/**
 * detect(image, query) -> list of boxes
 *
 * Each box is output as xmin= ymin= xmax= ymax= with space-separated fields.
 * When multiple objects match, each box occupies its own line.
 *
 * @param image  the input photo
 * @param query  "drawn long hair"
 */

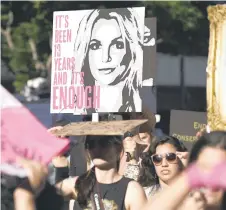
xmin=73 ymin=8 xmax=144 ymax=113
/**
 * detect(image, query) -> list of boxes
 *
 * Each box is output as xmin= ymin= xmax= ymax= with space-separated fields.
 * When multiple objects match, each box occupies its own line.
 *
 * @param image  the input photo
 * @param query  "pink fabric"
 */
xmin=1 ymin=106 xmax=69 ymax=166
xmin=186 ymin=163 xmax=209 ymax=188
xmin=208 ymin=162 xmax=226 ymax=190
xmin=186 ymin=162 xmax=226 ymax=190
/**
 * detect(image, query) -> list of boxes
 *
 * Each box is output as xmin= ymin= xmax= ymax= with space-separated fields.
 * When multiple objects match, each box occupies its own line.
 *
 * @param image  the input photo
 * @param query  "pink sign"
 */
xmin=1 ymin=85 xmax=69 ymax=168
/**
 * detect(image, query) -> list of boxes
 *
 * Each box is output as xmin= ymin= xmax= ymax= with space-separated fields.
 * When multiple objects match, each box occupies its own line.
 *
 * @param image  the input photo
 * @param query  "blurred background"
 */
xmin=1 ymin=1 xmax=223 ymax=132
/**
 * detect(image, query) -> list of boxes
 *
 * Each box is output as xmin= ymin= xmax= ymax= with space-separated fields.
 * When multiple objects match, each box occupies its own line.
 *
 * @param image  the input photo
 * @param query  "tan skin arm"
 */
xmin=14 ymin=189 xmax=36 ymax=210
xmin=14 ymin=158 xmax=48 ymax=210
xmin=125 ymin=181 xmax=147 ymax=210
xmin=55 ymin=177 xmax=78 ymax=199
xmin=143 ymin=172 xmax=191 ymax=210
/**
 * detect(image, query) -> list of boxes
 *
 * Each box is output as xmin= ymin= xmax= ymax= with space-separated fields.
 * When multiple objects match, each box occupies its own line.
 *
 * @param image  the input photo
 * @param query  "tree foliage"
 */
xmin=1 ymin=1 xmax=214 ymax=92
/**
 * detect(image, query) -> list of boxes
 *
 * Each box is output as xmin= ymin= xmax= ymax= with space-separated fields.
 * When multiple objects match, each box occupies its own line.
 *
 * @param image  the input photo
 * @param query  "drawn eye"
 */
xmin=144 ymin=33 xmax=156 ymax=46
xmin=115 ymin=41 xmax=124 ymax=49
xmin=90 ymin=42 xmax=101 ymax=50
xmin=144 ymin=35 xmax=151 ymax=44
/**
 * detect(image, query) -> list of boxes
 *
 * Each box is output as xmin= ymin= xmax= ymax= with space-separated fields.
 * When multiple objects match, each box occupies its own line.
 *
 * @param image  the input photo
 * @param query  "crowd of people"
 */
xmin=1 ymin=110 xmax=226 ymax=210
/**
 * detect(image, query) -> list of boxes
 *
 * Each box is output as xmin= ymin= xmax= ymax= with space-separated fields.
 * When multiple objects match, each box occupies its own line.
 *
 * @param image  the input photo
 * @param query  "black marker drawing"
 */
xmin=72 ymin=7 xmax=145 ymax=114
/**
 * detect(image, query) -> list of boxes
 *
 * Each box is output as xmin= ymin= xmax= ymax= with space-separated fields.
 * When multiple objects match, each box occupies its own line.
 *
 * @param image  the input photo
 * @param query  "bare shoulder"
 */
xmin=127 ymin=180 xmax=144 ymax=191
xmin=127 ymin=180 xmax=147 ymax=196
xmin=125 ymin=180 xmax=147 ymax=210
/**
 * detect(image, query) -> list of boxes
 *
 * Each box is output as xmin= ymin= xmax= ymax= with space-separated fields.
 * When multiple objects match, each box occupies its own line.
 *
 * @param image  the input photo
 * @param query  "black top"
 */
xmin=75 ymin=177 xmax=132 ymax=210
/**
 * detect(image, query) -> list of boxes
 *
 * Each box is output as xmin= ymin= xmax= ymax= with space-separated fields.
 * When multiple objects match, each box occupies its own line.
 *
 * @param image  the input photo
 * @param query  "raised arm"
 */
xmin=143 ymin=161 xmax=226 ymax=210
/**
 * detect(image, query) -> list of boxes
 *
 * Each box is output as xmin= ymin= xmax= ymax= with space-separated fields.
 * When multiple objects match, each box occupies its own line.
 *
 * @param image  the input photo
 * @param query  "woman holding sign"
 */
xmin=57 ymin=135 xmax=147 ymax=210
xmin=73 ymin=8 xmax=144 ymax=114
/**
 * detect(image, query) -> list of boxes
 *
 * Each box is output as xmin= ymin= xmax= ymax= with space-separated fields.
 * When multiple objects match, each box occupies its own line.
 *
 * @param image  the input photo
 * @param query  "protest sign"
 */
xmin=170 ymin=110 xmax=207 ymax=150
xmin=139 ymin=18 xmax=157 ymax=113
xmin=0 ymin=85 xmax=69 ymax=176
xmin=50 ymin=7 xmax=145 ymax=114
xmin=51 ymin=119 xmax=148 ymax=136
xmin=143 ymin=17 xmax=157 ymax=86
xmin=140 ymin=86 xmax=156 ymax=114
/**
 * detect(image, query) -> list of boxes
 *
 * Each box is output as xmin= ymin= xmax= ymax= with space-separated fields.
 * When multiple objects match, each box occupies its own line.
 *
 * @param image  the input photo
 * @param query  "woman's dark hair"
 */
xmin=188 ymin=131 xmax=226 ymax=210
xmin=138 ymin=135 xmax=188 ymax=187
xmin=75 ymin=135 xmax=123 ymax=208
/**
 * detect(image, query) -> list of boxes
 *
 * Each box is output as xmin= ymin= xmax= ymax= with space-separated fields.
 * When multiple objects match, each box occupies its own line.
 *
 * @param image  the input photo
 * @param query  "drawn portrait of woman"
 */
xmin=73 ymin=7 xmax=145 ymax=114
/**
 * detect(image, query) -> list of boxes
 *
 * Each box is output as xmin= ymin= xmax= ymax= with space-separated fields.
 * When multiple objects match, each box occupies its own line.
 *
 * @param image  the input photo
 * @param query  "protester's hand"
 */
xmin=196 ymin=128 xmax=206 ymax=139
xmin=176 ymin=151 xmax=189 ymax=167
xmin=17 ymin=158 xmax=48 ymax=192
xmin=48 ymin=126 xmax=65 ymax=138
xmin=142 ymin=144 xmax=150 ymax=153
xmin=48 ymin=126 xmax=63 ymax=133
xmin=196 ymin=125 xmax=211 ymax=139
xmin=196 ymin=131 xmax=203 ymax=138
xmin=136 ymin=133 xmax=151 ymax=153
xmin=179 ymin=191 xmax=206 ymax=210
xmin=123 ymin=136 xmax=137 ymax=153
xmin=52 ymin=156 xmax=69 ymax=168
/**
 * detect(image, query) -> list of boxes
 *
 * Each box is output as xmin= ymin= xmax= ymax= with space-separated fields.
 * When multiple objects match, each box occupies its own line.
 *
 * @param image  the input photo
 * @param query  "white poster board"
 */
xmin=50 ymin=7 xmax=145 ymax=114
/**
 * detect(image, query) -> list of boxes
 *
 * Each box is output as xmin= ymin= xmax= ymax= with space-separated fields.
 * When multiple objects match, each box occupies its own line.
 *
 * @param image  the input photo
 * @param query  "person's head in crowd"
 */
xmin=138 ymin=135 xmax=187 ymax=188
xmin=75 ymin=135 xmax=124 ymax=207
xmin=135 ymin=107 xmax=156 ymax=153
xmin=189 ymin=131 xmax=226 ymax=210
xmin=128 ymin=107 xmax=156 ymax=153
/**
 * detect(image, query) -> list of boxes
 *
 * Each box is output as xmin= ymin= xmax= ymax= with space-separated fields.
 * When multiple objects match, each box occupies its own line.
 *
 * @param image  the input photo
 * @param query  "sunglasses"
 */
xmin=85 ymin=139 xmax=114 ymax=150
xmin=151 ymin=153 xmax=178 ymax=166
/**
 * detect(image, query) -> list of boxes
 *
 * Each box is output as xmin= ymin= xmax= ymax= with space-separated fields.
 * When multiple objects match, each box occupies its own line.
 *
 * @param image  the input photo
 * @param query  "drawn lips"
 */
xmin=98 ymin=68 xmax=115 ymax=75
